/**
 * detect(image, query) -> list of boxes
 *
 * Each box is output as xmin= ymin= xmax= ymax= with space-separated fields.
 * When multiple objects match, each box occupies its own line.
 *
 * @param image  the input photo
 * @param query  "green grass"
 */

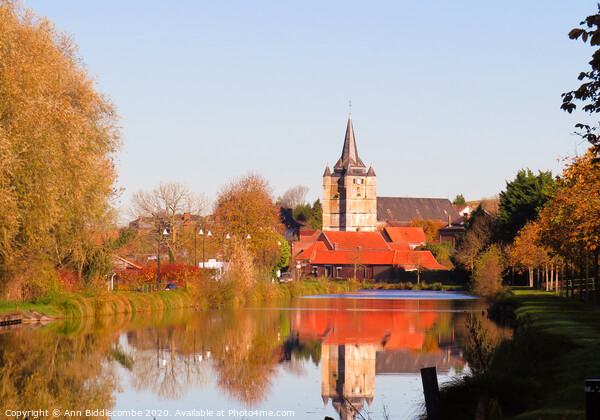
xmin=509 ymin=292 xmax=600 ymax=420
xmin=439 ymin=289 xmax=600 ymax=420
xmin=0 ymin=299 xmax=63 ymax=316
xmin=0 ymin=278 xmax=367 ymax=318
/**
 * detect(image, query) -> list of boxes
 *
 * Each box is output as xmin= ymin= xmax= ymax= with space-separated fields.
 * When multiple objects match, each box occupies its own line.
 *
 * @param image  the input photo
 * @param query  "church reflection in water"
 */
xmin=288 ymin=297 xmax=466 ymax=420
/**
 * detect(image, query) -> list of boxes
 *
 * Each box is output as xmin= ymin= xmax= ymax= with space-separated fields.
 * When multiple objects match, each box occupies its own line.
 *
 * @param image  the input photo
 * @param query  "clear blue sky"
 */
xmin=26 ymin=0 xmax=597 ymax=217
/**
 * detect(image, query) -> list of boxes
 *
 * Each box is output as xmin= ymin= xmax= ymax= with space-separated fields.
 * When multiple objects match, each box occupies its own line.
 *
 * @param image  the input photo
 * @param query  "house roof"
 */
xmin=377 ymin=197 xmax=461 ymax=223
xmin=384 ymin=227 xmax=426 ymax=244
xmin=320 ymin=231 xmax=391 ymax=250
xmin=113 ymin=255 xmax=143 ymax=270
xmin=387 ymin=242 xmax=412 ymax=251
xmin=392 ymin=251 xmax=447 ymax=270
xmin=301 ymin=247 xmax=447 ymax=271
xmin=309 ymin=249 xmax=396 ymax=265
xmin=297 ymin=241 xmax=329 ymax=261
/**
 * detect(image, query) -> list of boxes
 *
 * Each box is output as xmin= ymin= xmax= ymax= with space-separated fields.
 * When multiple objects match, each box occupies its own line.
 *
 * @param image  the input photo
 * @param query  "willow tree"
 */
xmin=0 ymin=1 xmax=121 ymax=297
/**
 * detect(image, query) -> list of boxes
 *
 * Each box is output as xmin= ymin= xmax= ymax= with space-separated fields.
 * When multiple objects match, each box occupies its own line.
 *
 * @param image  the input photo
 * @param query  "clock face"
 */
xmin=356 ymin=178 xmax=362 ymax=184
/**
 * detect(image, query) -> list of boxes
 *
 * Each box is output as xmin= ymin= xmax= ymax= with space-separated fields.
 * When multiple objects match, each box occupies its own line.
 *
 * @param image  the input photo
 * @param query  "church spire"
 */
xmin=333 ymin=114 xmax=366 ymax=171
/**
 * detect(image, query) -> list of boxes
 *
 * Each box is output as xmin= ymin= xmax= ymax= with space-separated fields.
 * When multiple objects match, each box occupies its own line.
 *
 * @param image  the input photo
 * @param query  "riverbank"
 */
xmin=0 ymin=278 xmax=365 ymax=319
xmin=439 ymin=289 xmax=600 ymax=420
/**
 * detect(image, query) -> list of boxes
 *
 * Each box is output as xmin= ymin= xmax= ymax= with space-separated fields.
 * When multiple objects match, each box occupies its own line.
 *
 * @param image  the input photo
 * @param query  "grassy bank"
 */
xmin=0 ymin=278 xmax=365 ymax=319
xmin=439 ymin=289 xmax=600 ymax=420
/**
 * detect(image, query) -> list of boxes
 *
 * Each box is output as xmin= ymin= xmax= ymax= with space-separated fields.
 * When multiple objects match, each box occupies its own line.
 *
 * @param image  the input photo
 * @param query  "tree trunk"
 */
xmin=545 ymin=264 xmax=549 ymax=291
xmin=594 ymin=249 xmax=600 ymax=304
xmin=528 ymin=266 xmax=533 ymax=288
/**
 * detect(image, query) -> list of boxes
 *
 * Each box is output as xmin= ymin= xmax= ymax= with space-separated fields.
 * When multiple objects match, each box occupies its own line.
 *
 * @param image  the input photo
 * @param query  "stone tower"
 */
xmin=322 ymin=115 xmax=377 ymax=231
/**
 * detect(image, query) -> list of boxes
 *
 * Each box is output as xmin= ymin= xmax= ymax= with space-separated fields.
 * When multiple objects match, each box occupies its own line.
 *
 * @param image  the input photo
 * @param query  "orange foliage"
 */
xmin=410 ymin=219 xmax=446 ymax=243
xmin=538 ymin=150 xmax=600 ymax=258
xmin=121 ymin=263 xmax=202 ymax=288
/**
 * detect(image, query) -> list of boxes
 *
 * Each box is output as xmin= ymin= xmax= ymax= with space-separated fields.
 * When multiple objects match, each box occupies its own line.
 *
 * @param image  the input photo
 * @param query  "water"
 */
xmin=0 ymin=291 xmax=487 ymax=420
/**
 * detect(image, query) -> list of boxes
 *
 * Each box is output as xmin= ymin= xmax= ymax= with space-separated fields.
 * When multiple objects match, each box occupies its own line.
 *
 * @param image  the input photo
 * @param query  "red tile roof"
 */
xmin=392 ymin=251 xmax=447 ymax=270
xmin=385 ymin=227 xmax=426 ymax=244
xmin=310 ymin=249 xmax=396 ymax=265
xmin=296 ymin=241 xmax=328 ymax=261
xmin=387 ymin=242 xmax=412 ymax=251
xmin=320 ymin=231 xmax=391 ymax=250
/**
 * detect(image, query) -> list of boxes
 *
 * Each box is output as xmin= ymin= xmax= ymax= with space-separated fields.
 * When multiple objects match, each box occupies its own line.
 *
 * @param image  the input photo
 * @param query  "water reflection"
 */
xmin=288 ymin=297 xmax=469 ymax=419
xmin=0 ymin=292 xmax=486 ymax=419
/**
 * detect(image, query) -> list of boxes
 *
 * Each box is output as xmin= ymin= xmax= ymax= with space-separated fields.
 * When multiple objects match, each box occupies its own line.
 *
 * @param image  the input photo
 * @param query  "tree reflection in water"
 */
xmin=0 ymin=294 xmax=493 ymax=419
xmin=0 ymin=321 xmax=118 ymax=419
xmin=124 ymin=309 xmax=285 ymax=406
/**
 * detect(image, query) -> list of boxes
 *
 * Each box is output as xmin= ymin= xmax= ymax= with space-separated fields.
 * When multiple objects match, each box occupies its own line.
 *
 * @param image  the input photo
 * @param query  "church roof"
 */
xmin=377 ymin=197 xmax=460 ymax=223
xmin=333 ymin=115 xmax=367 ymax=174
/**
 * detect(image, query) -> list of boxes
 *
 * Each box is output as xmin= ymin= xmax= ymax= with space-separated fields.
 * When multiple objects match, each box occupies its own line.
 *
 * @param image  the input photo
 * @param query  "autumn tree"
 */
xmin=471 ymin=244 xmax=505 ymax=298
xmin=0 ymin=1 xmax=121 ymax=298
xmin=536 ymin=151 xmax=600 ymax=292
xmin=410 ymin=219 xmax=445 ymax=243
xmin=497 ymin=169 xmax=554 ymax=243
xmin=510 ymin=221 xmax=549 ymax=287
xmin=213 ymin=173 xmax=284 ymax=268
xmin=561 ymin=5 xmax=600 ymax=156
xmin=455 ymin=206 xmax=495 ymax=272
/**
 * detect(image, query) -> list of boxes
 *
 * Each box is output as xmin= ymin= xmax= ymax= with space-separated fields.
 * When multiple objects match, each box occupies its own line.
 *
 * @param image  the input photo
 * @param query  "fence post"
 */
xmin=421 ymin=366 xmax=442 ymax=420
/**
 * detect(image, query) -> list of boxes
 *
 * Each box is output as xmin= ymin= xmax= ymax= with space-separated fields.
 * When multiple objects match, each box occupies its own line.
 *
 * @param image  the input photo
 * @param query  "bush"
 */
xmin=471 ymin=245 xmax=505 ymax=298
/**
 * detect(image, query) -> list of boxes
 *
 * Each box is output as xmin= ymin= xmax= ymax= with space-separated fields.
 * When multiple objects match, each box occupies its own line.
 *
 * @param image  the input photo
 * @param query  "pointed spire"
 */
xmin=367 ymin=165 xmax=375 ymax=176
xmin=323 ymin=164 xmax=331 ymax=177
xmin=334 ymin=114 xmax=366 ymax=171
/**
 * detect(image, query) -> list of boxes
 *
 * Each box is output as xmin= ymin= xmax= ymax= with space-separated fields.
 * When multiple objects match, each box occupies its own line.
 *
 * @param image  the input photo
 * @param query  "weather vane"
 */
xmin=349 ymin=100 xmax=352 ymax=115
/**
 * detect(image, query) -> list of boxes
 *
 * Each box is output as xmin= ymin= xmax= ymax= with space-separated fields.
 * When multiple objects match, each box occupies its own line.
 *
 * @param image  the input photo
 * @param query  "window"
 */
xmin=336 ymin=267 xmax=342 ymax=278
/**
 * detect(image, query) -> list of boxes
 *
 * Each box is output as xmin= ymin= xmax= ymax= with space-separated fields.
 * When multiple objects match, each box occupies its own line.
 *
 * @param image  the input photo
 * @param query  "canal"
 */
xmin=0 ymin=290 xmax=497 ymax=419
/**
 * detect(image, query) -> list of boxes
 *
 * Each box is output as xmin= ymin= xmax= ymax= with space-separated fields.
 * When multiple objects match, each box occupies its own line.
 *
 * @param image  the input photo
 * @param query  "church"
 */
xmin=294 ymin=114 xmax=454 ymax=281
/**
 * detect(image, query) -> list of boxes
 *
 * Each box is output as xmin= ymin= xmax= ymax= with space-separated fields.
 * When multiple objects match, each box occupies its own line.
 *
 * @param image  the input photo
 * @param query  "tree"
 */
xmin=0 ymin=2 xmax=121 ymax=298
xmin=213 ymin=173 xmax=284 ymax=266
xmin=131 ymin=182 xmax=207 ymax=238
xmin=273 ymin=233 xmax=291 ymax=275
xmin=471 ymin=244 xmax=505 ymax=298
xmin=537 ymin=151 xmax=600 ymax=284
xmin=497 ymin=169 xmax=554 ymax=243
xmin=292 ymin=203 xmax=311 ymax=222
xmin=410 ymin=219 xmax=445 ymax=243
xmin=453 ymin=194 xmax=466 ymax=206
xmin=510 ymin=221 xmax=551 ymax=287
xmin=309 ymin=199 xmax=323 ymax=230
xmin=561 ymin=5 xmax=600 ymax=155
xmin=455 ymin=206 xmax=495 ymax=272
xmin=277 ymin=185 xmax=309 ymax=209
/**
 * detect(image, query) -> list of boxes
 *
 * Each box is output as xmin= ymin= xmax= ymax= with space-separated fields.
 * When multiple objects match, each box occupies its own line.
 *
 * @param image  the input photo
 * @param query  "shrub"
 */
xmin=471 ymin=244 xmax=505 ymax=298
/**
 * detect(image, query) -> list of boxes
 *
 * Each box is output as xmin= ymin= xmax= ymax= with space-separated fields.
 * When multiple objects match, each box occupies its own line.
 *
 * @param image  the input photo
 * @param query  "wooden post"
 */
xmin=421 ymin=366 xmax=442 ymax=420
xmin=586 ymin=379 xmax=600 ymax=420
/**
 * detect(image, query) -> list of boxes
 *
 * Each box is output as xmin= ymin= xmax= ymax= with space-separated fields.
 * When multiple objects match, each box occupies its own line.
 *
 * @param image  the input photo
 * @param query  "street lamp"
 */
xmin=199 ymin=228 xmax=211 ymax=268
xmin=157 ymin=227 xmax=168 ymax=290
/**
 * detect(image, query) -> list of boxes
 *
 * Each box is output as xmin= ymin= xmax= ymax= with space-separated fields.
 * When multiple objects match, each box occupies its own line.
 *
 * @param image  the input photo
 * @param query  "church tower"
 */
xmin=322 ymin=114 xmax=377 ymax=231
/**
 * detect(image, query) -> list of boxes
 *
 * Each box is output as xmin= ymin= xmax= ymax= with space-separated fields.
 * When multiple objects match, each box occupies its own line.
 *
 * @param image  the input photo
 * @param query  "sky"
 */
xmin=25 ymin=0 xmax=599 ymax=219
